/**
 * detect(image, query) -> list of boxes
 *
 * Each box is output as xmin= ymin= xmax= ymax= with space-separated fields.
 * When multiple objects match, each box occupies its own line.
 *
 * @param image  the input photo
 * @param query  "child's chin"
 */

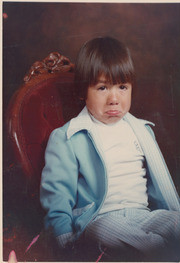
xmin=105 ymin=116 xmax=122 ymax=124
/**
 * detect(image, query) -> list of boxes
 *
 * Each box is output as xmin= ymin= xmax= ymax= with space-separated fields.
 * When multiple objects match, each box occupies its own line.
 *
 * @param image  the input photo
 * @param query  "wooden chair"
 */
xmin=6 ymin=52 xmax=79 ymax=194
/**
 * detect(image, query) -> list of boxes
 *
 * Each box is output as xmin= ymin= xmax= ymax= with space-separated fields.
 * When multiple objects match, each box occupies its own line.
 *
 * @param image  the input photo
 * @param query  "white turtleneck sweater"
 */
xmin=90 ymin=115 xmax=148 ymax=214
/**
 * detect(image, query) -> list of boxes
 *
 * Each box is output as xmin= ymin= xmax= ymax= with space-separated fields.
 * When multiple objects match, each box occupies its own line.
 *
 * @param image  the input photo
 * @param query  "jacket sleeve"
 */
xmin=40 ymin=128 xmax=79 ymax=247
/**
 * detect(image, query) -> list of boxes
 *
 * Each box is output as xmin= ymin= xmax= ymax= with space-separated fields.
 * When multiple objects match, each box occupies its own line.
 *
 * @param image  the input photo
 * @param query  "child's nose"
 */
xmin=107 ymin=90 xmax=120 ymax=105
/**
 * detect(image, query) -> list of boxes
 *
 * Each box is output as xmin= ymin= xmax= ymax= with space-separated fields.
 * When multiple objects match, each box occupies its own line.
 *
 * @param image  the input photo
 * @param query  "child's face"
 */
xmin=86 ymin=75 xmax=132 ymax=124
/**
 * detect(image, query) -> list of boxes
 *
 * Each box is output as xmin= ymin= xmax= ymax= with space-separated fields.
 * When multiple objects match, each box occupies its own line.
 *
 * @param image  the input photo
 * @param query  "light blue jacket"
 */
xmin=40 ymin=107 xmax=180 ymax=246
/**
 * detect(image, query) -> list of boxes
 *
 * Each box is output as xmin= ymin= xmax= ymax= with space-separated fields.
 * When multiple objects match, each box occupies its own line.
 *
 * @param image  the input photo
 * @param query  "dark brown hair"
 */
xmin=74 ymin=36 xmax=135 ymax=99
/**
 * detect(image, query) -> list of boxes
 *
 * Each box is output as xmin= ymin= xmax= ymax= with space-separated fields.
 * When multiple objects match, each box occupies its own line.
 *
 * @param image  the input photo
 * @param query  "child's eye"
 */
xmin=98 ymin=86 xmax=107 ymax=91
xmin=119 ymin=85 xmax=127 ymax=90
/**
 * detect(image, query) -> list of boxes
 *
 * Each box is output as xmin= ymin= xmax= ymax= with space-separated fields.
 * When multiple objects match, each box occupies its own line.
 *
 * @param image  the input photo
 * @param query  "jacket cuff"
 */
xmin=56 ymin=232 xmax=74 ymax=248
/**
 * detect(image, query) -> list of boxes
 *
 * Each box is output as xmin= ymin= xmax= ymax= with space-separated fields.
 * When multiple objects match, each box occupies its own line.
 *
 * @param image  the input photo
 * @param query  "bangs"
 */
xmin=90 ymin=58 xmax=134 ymax=86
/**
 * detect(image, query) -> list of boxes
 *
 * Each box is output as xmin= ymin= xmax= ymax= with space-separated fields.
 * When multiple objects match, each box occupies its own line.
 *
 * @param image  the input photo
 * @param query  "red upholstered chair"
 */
xmin=6 ymin=52 xmax=79 ymax=193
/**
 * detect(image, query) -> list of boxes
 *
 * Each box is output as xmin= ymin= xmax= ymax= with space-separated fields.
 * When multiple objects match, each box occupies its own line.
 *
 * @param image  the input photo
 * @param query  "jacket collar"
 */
xmin=67 ymin=107 xmax=93 ymax=139
xmin=67 ymin=106 xmax=154 ymax=139
xmin=124 ymin=111 xmax=155 ymax=128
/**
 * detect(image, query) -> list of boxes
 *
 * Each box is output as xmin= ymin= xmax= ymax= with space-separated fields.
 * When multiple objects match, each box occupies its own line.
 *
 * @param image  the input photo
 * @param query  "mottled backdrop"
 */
xmin=3 ymin=2 xmax=180 ymax=261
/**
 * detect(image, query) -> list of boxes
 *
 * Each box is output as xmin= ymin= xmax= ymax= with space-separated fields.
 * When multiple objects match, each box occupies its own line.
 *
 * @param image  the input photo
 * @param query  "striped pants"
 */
xmin=85 ymin=208 xmax=180 ymax=261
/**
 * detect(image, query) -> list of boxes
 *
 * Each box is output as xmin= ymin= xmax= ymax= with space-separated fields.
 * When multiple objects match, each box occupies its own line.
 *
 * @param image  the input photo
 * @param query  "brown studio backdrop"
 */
xmin=3 ymin=2 xmax=180 ymax=260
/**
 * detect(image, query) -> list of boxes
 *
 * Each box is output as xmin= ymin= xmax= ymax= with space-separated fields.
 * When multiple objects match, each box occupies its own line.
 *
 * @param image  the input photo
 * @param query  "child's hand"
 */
xmin=8 ymin=250 xmax=17 ymax=263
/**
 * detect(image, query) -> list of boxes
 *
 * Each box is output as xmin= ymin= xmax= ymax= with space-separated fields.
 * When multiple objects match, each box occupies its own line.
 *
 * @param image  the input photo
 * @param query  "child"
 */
xmin=40 ymin=37 xmax=180 ymax=261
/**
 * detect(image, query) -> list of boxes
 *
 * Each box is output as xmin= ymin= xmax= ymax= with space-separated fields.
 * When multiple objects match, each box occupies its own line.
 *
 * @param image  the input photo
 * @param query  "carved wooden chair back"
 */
xmin=6 ymin=52 xmax=79 ymax=191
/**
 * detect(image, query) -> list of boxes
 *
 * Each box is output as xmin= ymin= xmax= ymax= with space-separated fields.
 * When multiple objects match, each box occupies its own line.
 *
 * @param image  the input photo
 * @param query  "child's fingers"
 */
xmin=8 ymin=250 xmax=17 ymax=263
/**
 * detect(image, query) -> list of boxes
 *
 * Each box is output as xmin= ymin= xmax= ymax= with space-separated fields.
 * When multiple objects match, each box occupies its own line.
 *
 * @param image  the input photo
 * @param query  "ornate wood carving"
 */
xmin=24 ymin=52 xmax=74 ymax=82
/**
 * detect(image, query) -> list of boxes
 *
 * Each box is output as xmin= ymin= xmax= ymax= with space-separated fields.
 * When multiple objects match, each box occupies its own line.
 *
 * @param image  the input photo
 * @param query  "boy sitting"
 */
xmin=40 ymin=37 xmax=180 ymax=261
